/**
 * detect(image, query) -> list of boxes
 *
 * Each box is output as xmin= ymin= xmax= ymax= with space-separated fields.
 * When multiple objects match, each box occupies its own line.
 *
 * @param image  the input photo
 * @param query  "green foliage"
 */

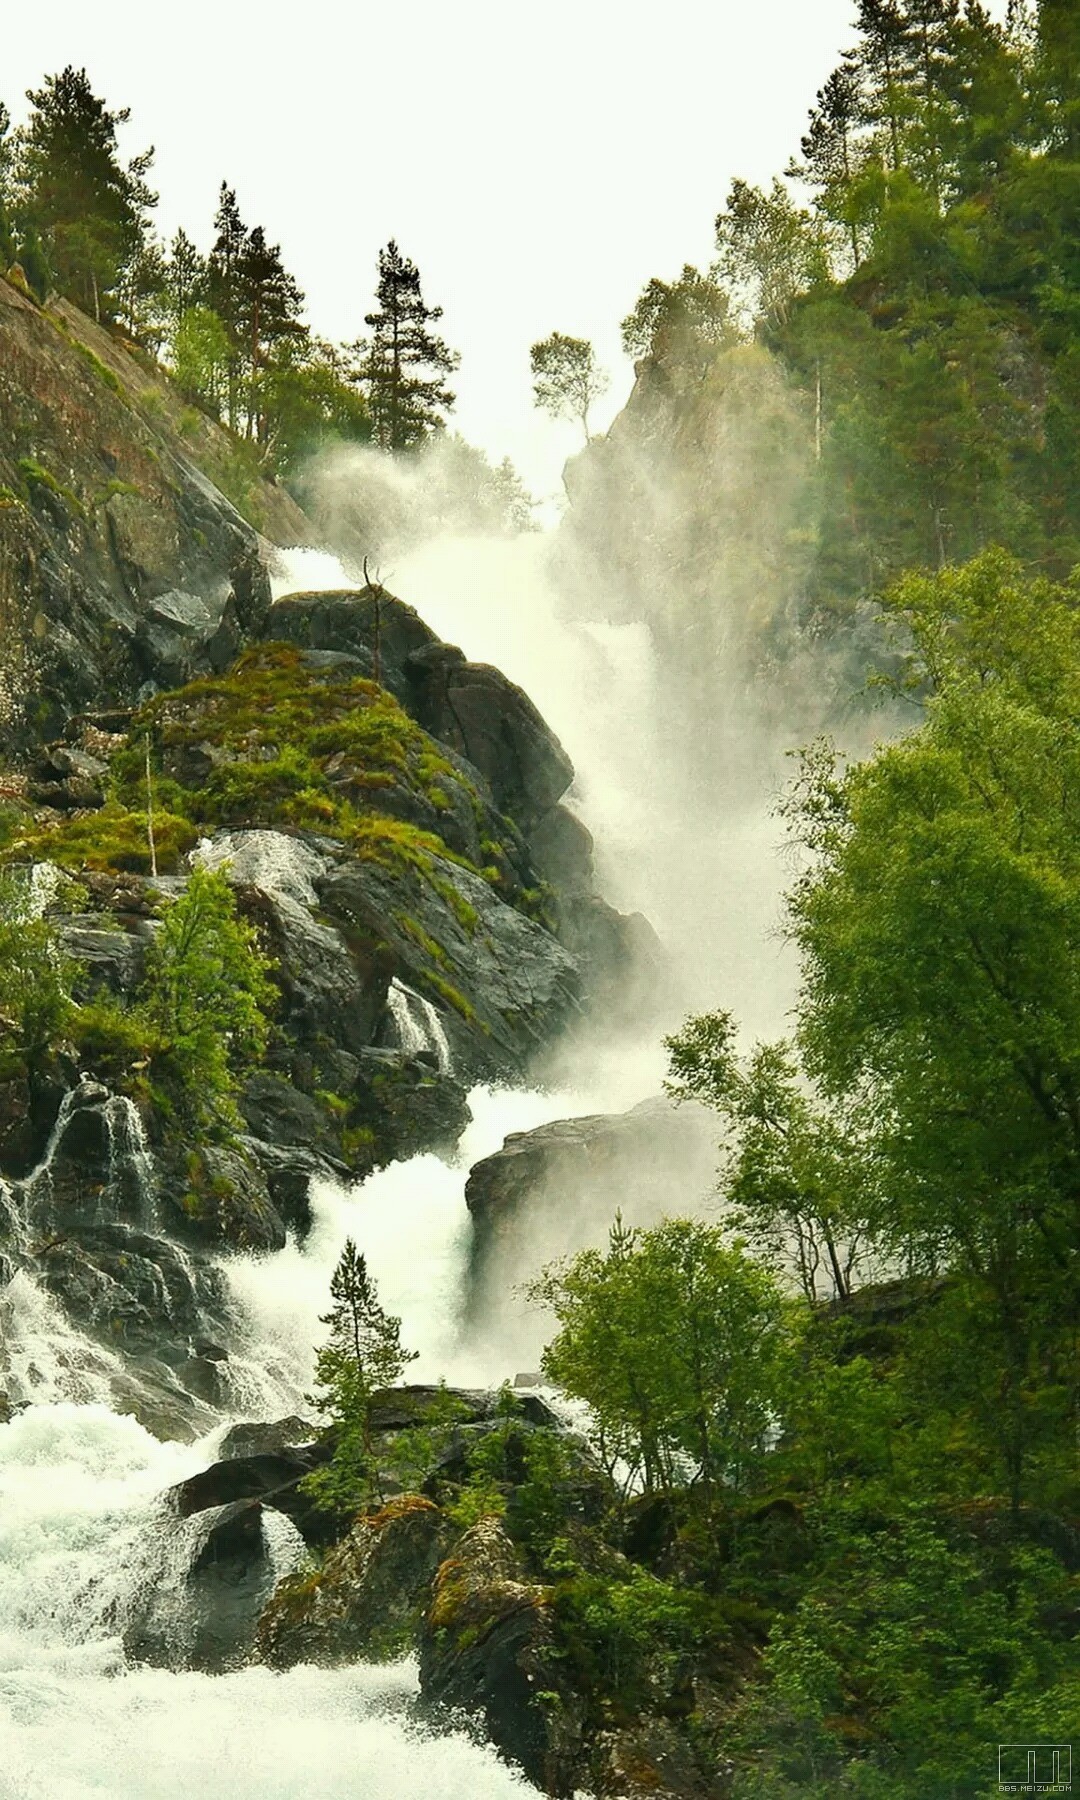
xmin=785 ymin=551 xmax=1080 ymax=1508
xmin=13 ymin=65 xmax=156 ymax=319
xmin=534 ymin=1216 xmax=786 ymax=1506
xmin=0 ymin=869 xmax=75 ymax=1067
xmin=139 ymin=866 xmax=274 ymax=1132
xmin=169 ymin=305 xmax=232 ymax=414
xmin=25 ymin=800 xmax=197 ymax=876
xmin=350 ymin=240 xmax=457 ymax=453
xmin=529 ymin=332 xmax=608 ymax=440
xmin=665 ymin=1010 xmax=877 ymax=1300
xmin=553 ymin=1565 xmax=723 ymax=1713
xmin=621 ymin=264 xmax=735 ymax=366
xmin=302 ymin=1238 xmax=417 ymax=1514
xmin=730 ymin=1507 xmax=1078 ymax=1800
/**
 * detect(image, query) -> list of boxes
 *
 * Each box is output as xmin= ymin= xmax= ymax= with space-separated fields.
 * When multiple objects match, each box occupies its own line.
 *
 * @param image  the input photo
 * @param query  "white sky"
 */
xmin=10 ymin=2 xmax=872 ymax=495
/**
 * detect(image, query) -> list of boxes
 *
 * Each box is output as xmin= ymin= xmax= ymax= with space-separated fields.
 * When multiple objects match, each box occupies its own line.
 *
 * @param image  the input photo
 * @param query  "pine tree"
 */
xmin=1034 ymin=0 xmax=1080 ymax=157
xmin=164 ymin=227 xmax=207 ymax=321
xmin=305 ymin=1237 xmax=418 ymax=1510
xmin=15 ymin=67 xmax=156 ymax=319
xmin=236 ymin=225 xmax=307 ymax=443
xmin=855 ymin=0 xmax=911 ymax=170
xmin=353 ymin=241 xmax=457 ymax=453
xmin=208 ymin=183 xmax=248 ymax=430
xmin=788 ymin=59 xmax=866 ymax=264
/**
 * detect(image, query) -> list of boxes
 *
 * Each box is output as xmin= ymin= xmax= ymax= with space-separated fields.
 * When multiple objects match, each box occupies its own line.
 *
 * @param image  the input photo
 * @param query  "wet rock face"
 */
xmin=0 ymin=1082 xmax=252 ymax=1438
xmin=464 ymin=1097 xmax=719 ymax=1324
xmin=322 ymin=852 xmax=582 ymax=1076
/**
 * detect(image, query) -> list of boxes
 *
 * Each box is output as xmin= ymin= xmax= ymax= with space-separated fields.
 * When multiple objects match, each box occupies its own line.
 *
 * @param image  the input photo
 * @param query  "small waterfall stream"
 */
xmin=386 ymin=977 xmax=453 ymax=1073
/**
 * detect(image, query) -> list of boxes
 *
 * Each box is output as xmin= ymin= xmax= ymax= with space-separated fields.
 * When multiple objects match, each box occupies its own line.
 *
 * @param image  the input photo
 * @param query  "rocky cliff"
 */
xmin=0 ymin=273 xmax=314 ymax=747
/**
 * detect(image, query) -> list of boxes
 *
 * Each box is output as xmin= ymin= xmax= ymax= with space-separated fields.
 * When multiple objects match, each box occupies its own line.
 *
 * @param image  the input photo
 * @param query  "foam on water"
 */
xmin=0 ymin=1405 xmax=538 ymax=1800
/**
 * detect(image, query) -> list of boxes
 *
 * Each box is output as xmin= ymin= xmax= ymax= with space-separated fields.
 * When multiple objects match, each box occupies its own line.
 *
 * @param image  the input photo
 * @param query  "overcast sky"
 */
xmin=11 ymin=1 xmax=871 ymax=494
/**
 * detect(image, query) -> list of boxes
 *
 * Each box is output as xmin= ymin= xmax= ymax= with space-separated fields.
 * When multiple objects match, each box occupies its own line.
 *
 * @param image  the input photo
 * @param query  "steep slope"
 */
xmin=0 ymin=275 xmax=315 ymax=747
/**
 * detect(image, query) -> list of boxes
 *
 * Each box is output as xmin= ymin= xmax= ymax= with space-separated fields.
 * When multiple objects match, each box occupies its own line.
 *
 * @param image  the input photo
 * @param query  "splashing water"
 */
xmin=0 ymin=514 xmax=787 ymax=1795
xmin=0 ymin=1405 xmax=536 ymax=1800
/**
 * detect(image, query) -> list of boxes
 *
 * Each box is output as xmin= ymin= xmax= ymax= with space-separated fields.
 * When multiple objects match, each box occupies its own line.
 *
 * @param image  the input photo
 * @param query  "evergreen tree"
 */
xmin=304 ymin=1238 xmax=417 ymax=1511
xmin=15 ymin=66 xmax=156 ymax=319
xmin=115 ymin=236 xmax=167 ymax=343
xmin=855 ymin=0 xmax=911 ymax=170
xmin=788 ymin=60 xmax=867 ymax=264
xmin=352 ymin=241 xmax=458 ymax=453
xmin=208 ymin=183 xmax=248 ymax=430
xmin=164 ymin=227 xmax=207 ymax=322
xmin=236 ymin=224 xmax=306 ymax=443
xmin=1034 ymin=0 xmax=1080 ymax=157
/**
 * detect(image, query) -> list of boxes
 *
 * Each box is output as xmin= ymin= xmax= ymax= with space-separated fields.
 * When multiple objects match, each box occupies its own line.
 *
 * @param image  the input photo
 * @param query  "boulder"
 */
xmin=464 ymin=1096 xmax=718 ymax=1322
xmin=26 ymin=743 xmax=108 ymax=810
xmin=239 ymin=1137 xmax=340 ymax=1238
xmin=125 ymin=1498 xmax=292 ymax=1672
xmin=259 ymin=1495 xmax=452 ymax=1668
xmin=267 ymin=587 xmax=436 ymax=698
xmin=169 ymin=1441 xmax=333 ymax=1546
xmin=419 ymin=1516 xmax=583 ymax=1796
xmin=217 ymin=1415 xmax=318 ymax=1460
xmin=134 ymin=585 xmax=245 ymax=688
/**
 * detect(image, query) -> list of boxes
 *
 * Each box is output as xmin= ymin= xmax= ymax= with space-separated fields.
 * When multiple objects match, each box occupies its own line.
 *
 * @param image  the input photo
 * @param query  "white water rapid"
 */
xmin=0 ymin=1402 xmax=535 ymax=1800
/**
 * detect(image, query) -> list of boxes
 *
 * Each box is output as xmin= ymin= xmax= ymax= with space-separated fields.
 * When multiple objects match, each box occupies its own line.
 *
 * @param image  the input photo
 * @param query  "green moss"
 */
xmin=0 ymin=484 xmax=23 ymax=509
xmin=342 ymin=1122 xmax=377 ymax=1158
xmin=423 ymin=970 xmax=480 ymax=1026
xmin=395 ymin=914 xmax=450 ymax=968
xmin=16 ymin=457 xmax=85 ymax=517
xmin=98 ymin=478 xmax=141 ymax=504
xmin=72 ymin=340 xmax=123 ymax=395
xmin=19 ymin=802 xmax=198 ymax=877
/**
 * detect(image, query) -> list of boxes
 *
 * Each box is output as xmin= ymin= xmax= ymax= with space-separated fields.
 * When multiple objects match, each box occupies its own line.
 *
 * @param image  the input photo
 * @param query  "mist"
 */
xmin=263 ymin=354 xmax=900 ymax=1375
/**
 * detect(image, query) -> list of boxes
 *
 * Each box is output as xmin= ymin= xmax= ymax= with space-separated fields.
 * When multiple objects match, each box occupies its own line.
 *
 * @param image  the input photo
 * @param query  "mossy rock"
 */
xmin=258 ymin=1494 xmax=452 ymax=1669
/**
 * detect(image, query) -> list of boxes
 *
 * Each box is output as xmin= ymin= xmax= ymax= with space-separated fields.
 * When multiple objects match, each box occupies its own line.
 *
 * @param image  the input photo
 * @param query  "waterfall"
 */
xmin=104 ymin=1093 xmax=158 ymax=1226
xmin=386 ymin=977 xmax=452 ymax=1073
xmin=0 ymin=533 xmax=755 ymax=1795
xmin=0 ymin=1400 xmax=540 ymax=1798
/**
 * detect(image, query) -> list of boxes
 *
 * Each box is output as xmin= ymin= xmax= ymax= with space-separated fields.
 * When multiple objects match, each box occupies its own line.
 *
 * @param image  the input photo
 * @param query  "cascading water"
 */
xmin=386 ymin=977 xmax=453 ymax=1074
xmin=0 ymin=526 xmax=765 ymax=1797
xmin=0 ymin=1405 xmax=537 ymax=1800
